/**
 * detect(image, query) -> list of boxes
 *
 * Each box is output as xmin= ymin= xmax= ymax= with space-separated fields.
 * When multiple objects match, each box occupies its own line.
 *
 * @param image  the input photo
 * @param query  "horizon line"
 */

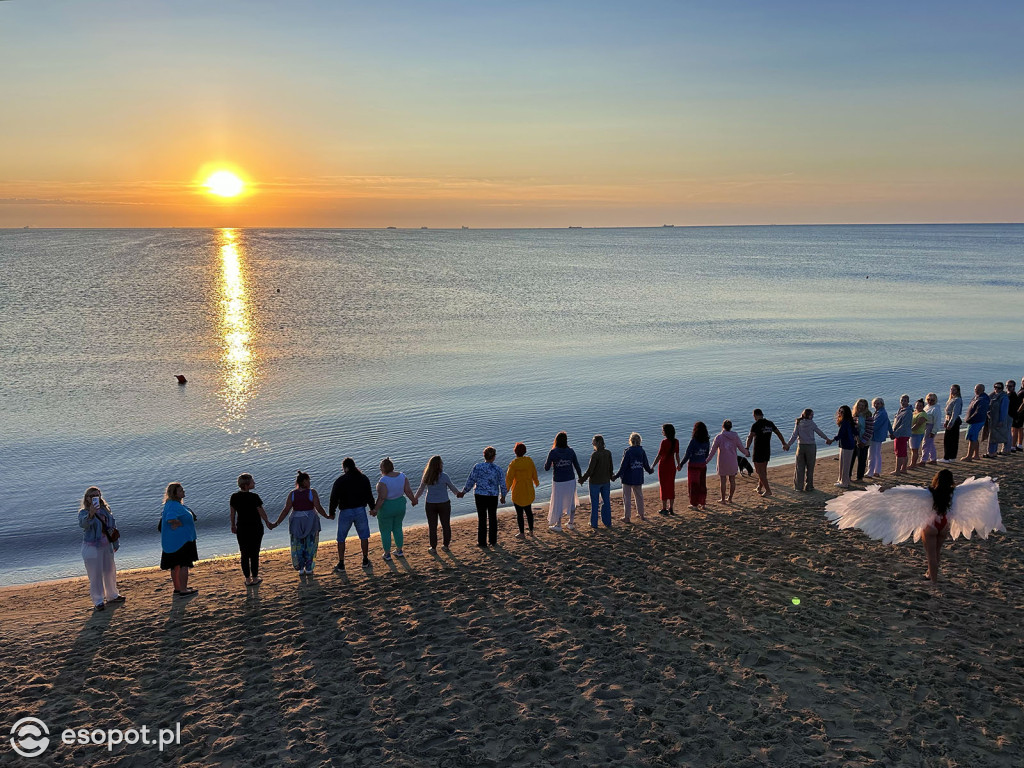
xmin=4 ymin=221 xmax=1022 ymax=231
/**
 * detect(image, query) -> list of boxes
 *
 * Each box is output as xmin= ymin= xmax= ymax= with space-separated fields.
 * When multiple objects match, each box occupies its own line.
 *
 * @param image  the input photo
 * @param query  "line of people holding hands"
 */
xmin=77 ymin=378 xmax=1023 ymax=609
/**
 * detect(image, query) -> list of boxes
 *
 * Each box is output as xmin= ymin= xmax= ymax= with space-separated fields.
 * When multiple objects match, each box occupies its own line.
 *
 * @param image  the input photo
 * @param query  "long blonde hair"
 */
xmin=422 ymin=455 xmax=443 ymax=486
xmin=81 ymin=486 xmax=110 ymax=512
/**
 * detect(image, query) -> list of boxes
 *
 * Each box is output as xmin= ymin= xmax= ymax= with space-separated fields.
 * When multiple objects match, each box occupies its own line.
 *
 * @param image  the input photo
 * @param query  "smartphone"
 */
xmin=91 ymin=497 xmax=100 ymax=509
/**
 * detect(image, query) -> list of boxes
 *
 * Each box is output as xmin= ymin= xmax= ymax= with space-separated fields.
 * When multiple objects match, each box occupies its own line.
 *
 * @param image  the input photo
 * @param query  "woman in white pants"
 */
xmin=79 ymin=487 xmax=125 ymax=611
xmin=921 ymin=393 xmax=940 ymax=465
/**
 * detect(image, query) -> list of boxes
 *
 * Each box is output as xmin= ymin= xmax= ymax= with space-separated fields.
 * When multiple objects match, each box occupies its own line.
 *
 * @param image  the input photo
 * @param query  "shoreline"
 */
xmin=0 ymin=442 xmax=864 ymax=591
xmin=0 ymin=432 xmax=990 ymax=595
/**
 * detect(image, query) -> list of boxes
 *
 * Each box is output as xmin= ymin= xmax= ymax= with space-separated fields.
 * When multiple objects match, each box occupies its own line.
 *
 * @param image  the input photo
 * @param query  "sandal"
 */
xmin=174 ymin=587 xmax=199 ymax=596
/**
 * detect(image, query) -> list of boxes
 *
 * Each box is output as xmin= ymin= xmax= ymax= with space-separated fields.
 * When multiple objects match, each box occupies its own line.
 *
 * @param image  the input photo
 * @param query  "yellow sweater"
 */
xmin=505 ymin=456 xmax=539 ymax=506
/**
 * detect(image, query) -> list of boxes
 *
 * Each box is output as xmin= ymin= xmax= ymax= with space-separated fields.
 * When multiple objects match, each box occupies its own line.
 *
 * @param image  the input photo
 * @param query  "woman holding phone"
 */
xmin=79 ymin=487 xmax=125 ymax=611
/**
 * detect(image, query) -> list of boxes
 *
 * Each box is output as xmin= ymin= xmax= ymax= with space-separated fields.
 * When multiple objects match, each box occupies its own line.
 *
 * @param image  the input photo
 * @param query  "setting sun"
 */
xmin=204 ymin=170 xmax=245 ymax=198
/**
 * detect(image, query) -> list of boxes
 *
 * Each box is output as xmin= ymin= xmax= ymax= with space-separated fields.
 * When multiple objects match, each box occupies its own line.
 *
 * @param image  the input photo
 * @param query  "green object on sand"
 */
xmin=791 ymin=597 xmax=801 ymax=606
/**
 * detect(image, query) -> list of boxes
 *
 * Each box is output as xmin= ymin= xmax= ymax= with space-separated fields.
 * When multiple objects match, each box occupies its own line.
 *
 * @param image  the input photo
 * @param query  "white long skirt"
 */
xmin=548 ymin=479 xmax=579 ymax=526
xmin=82 ymin=542 xmax=120 ymax=606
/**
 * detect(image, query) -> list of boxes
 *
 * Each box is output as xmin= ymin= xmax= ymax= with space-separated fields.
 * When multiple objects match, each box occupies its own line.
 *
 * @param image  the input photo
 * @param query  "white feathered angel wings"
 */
xmin=825 ymin=476 xmax=1004 ymax=545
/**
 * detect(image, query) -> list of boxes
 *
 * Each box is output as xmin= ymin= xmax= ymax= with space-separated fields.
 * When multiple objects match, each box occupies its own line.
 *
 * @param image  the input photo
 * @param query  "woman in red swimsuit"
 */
xmin=652 ymin=423 xmax=681 ymax=515
xmin=923 ymin=469 xmax=954 ymax=583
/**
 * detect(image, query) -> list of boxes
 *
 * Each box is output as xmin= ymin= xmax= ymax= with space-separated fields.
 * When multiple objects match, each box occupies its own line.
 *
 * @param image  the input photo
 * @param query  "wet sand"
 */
xmin=2 ymin=441 xmax=1022 ymax=767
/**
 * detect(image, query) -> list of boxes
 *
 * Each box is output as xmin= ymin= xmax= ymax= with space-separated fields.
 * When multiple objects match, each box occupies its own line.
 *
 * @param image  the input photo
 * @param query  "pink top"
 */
xmin=708 ymin=430 xmax=749 ymax=476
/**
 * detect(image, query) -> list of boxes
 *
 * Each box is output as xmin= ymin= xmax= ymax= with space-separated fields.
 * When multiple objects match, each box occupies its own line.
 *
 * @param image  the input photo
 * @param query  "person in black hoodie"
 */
xmin=328 ymin=457 xmax=376 ymax=571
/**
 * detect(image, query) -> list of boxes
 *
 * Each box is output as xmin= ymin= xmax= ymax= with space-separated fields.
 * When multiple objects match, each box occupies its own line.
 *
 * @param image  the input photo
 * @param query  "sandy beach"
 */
xmin=2 ymin=441 xmax=1022 ymax=767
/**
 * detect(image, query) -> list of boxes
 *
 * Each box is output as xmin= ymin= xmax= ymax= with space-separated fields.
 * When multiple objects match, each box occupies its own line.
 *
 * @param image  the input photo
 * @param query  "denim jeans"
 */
xmin=589 ymin=482 xmax=611 ymax=527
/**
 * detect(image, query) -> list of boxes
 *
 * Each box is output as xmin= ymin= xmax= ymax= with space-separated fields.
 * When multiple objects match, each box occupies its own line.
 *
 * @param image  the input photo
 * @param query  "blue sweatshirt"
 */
xmin=892 ymin=405 xmax=913 ymax=438
xmin=835 ymin=420 xmax=857 ymax=450
xmin=616 ymin=445 xmax=652 ymax=486
xmin=545 ymin=447 xmax=582 ymax=483
xmin=680 ymin=439 xmax=711 ymax=466
xmin=871 ymin=408 xmax=893 ymax=443
xmin=966 ymin=393 xmax=990 ymax=424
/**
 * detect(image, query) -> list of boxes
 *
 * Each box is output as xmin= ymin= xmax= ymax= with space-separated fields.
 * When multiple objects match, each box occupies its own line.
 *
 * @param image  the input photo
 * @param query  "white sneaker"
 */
xmin=566 ymin=522 xmax=576 ymax=530
xmin=548 ymin=525 xmax=562 ymax=532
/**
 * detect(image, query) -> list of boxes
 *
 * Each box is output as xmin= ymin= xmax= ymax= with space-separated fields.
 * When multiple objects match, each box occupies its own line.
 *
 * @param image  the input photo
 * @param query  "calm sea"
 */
xmin=1 ymin=225 xmax=1021 ymax=586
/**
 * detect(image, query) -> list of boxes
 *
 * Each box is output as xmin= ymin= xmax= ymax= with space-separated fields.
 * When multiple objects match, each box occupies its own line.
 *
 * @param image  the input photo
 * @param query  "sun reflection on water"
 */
xmin=217 ymin=229 xmax=261 ymax=441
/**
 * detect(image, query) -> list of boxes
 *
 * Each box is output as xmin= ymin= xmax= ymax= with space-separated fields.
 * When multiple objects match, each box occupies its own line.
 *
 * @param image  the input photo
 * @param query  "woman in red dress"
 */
xmin=651 ymin=423 xmax=681 ymax=515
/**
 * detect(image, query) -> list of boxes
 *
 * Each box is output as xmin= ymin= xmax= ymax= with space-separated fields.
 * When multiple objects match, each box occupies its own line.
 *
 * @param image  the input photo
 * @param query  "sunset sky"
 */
xmin=1 ymin=0 xmax=1021 ymax=228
